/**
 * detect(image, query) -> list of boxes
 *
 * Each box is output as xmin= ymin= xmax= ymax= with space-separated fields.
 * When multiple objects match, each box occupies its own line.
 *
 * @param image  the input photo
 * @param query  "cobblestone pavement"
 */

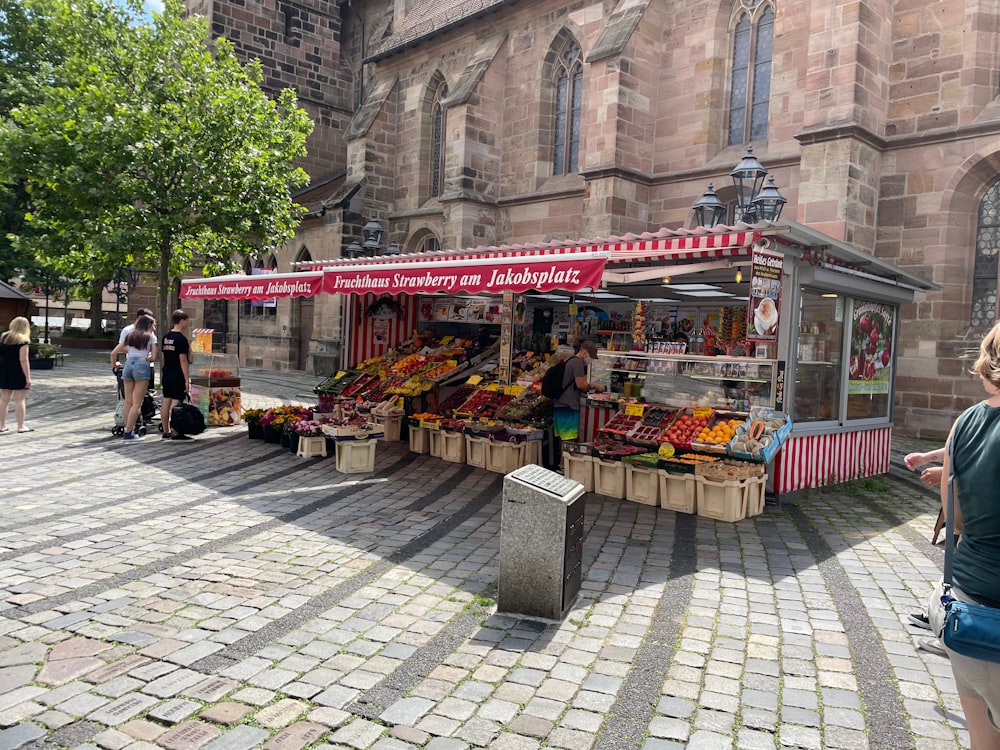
xmin=0 ymin=352 xmax=964 ymax=749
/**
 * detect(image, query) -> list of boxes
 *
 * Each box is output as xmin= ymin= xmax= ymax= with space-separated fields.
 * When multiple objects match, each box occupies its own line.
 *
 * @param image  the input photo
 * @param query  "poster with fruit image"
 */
xmin=848 ymin=302 xmax=894 ymax=395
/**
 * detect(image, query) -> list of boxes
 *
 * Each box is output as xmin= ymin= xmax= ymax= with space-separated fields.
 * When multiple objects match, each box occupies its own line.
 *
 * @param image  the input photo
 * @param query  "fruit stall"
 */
xmin=181 ymin=219 xmax=935 ymax=497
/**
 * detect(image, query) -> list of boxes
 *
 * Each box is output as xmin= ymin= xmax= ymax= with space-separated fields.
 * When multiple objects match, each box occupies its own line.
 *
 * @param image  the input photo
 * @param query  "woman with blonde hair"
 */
xmin=939 ymin=320 xmax=1000 ymax=748
xmin=0 ymin=317 xmax=33 ymax=433
xmin=109 ymin=314 xmax=157 ymax=442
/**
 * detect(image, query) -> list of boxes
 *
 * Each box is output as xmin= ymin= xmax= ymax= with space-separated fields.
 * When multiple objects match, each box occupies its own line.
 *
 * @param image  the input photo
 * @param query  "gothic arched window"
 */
xmin=972 ymin=181 xmax=1000 ymax=327
xmin=431 ymin=79 xmax=448 ymax=197
xmin=553 ymin=38 xmax=583 ymax=175
xmin=728 ymin=1 xmax=774 ymax=146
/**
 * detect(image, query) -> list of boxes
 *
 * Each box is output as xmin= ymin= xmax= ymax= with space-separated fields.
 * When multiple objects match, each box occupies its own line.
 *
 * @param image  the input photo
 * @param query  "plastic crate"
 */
xmin=466 ymin=435 xmax=489 ymax=468
xmin=373 ymin=414 xmax=402 ymax=442
xmin=409 ymin=426 xmax=430 ymax=454
xmin=696 ymin=476 xmax=749 ymax=522
xmin=336 ymin=439 xmax=376 ymax=474
xmin=441 ymin=430 xmax=467 ymax=463
xmin=659 ymin=471 xmax=696 ymax=514
xmin=594 ymin=458 xmax=626 ymax=499
xmin=626 ymin=464 xmax=659 ymax=506
xmin=745 ymin=475 xmax=767 ymax=517
xmin=523 ymin=439 xmax=542 ymax=466
xmin=428 ymin=429 xmax=443 ymax=458
xmin=563 ymin=453 xmax=594 ymax=492
xmin=486 ymin=441 xmax=525 ymax=474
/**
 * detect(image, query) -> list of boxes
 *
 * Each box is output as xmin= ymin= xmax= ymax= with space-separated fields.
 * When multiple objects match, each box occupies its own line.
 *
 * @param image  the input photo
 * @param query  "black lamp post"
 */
xmin=691 ymin=146 xmax=787 ymax=227
xmin=111 ymin=269 xmax=128 ymax=337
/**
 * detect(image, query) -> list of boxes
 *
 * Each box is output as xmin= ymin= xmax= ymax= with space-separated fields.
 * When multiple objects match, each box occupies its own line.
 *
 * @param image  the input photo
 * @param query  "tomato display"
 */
xmin=661 ymin=412 xmax=712 ymax=449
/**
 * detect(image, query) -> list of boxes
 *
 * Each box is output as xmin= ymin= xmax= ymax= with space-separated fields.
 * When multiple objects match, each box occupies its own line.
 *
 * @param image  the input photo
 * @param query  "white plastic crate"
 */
xmin=696 ymin=476 xmax=748 ymax=522
xmin=336 ymin=439 xmax=377 ymax=474
xmin=659 ymin=471 xmax=696 ymax=514
xmin=409 ymin=426 xmax=429 ymax=454
xmin=428 ymin=429 xmax=443 ymax=458
xmin=563 ymin=452 xmax=594 ymax=492
xmin=441 ymin=431 xmax=467 ymax=463
xmin=373 ymin=414 xmax=402 ymax=441
xmin=744 ymin=475 xmax=767 ymax=517
xmin=466 ymin=435 xmax=489 ymax=468
xmin=486 ymin=441 xmax=525 ymax=474
xmin=625 ymin=464 xmax=659 ymax=506
xmin=593 ymin=458 xmax=626 ymax=499
xmin=523 ymin=439 xmax=543 ymax=466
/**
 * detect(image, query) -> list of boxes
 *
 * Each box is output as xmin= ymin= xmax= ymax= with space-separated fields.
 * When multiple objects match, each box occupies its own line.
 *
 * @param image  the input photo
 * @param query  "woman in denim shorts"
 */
xmin=110 ymin=315 xmax=158 ymax=441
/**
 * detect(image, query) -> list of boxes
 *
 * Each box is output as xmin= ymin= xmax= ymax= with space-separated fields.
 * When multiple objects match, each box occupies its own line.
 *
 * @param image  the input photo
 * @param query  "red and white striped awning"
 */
xmin=179 ymin=271 xmax=324 ymax=301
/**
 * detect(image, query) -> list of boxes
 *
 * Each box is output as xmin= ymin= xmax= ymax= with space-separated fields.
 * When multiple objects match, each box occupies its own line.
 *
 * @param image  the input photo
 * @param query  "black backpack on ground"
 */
xmin=541 ymin=359 xmax=572 ymax=400
xmin=171 ymin=402 xmax=206 ymax=435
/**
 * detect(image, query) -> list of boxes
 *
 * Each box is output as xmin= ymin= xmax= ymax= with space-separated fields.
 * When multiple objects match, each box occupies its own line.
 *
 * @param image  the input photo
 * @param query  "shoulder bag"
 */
xmin=939 ymin=438 xmax=1000 ymax=662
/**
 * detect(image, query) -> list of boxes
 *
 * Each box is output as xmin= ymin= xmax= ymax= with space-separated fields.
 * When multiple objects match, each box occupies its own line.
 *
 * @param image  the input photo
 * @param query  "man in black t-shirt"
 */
xmin=160 ymin=310 xmax=191 ymax=440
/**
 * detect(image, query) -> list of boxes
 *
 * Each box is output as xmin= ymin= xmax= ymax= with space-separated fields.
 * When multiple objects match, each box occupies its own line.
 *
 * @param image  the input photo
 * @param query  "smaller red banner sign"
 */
xmin=180 ymin=272 xmax=323 ymax=301
xmin=322 ymin=255 xmax=607 ymax=296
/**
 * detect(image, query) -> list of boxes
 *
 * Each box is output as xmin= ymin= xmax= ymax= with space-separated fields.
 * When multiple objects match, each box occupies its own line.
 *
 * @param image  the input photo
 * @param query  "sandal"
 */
xmin=17 ymin=428 xmax=34 ymax=433
xmin=0 ymin=427 xmax=8 ymax=433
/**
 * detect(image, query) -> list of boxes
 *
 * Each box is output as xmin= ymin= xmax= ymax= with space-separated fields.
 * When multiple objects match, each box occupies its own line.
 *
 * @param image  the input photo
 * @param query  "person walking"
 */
xmin=118 ymin=308 xmax=152 ymax=345
xmin=160 ymin=310 xmax=192 ymax=440
xmin=0 ymin=317 xmax=33 ymax=433
xmin=109 ymin=315 xmax=157 ymax=442
xmin=938 ymin=321 xmax=1000 ymax=749
xmin=553 ymin=340 xmax=605 ymax=468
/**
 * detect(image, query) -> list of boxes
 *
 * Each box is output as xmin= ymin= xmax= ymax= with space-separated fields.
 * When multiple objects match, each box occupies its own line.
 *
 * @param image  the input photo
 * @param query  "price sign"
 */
xmin=693 ymin=407 xmax=713 ymax=418
xmin=439 ymin=336 xmax=454 ymax=345
xmin=335 ymin=371 xmax=347 ymax=380
xmin=446 ymin=360 xmax=458 ymax=367
xmin=504 ymin=385 xmax=525 ymax=396
xmin=525 ymin=352 xmax=534 ymax=359
xmin=485 ymin=384 xmax=500 ymax=392
xmin=625 ymin=404 xmax=646 ymax=417
xmin=466 ymin=375 xmax=483 ymax=385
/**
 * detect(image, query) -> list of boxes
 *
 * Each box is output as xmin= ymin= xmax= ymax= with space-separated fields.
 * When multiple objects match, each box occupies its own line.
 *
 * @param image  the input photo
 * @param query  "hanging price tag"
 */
xmin=466 ymin=375 xmax=483 ymax=385
xmin=625 ymin=403 xmax=646 ymax=417
xmin=569 ymin=304 xmax=578 ymax=315
xmin=396 ymin=397 xmax=405 ymax=408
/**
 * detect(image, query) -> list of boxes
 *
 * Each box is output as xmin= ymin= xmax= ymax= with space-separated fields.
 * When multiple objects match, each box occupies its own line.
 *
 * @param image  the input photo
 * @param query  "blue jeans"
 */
xmin=122 ymin=359 xmax=151 ymax=382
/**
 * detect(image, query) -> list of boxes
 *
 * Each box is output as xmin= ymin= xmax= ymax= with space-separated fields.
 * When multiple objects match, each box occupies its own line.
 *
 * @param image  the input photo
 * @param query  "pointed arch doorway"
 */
xmin=294 ymin=248 xmax=315 ymax=371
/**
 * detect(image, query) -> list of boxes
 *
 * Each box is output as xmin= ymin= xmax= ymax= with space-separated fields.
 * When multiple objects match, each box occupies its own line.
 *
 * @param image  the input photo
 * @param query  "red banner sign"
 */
xmin=322 ymin=254 xmax=607 ymax=296
xmin=180 ymin=272 xmax=323 ymax=301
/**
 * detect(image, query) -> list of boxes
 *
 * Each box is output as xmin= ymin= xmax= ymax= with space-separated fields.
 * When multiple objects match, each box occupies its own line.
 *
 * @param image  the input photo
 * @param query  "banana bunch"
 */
xmin=388 ymin=375 xmax=433 ymax=397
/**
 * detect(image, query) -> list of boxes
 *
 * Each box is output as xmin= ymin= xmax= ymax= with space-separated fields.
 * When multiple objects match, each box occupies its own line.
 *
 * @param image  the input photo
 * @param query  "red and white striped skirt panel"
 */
xmin=773 ymin=427 xmax=892 ymax=494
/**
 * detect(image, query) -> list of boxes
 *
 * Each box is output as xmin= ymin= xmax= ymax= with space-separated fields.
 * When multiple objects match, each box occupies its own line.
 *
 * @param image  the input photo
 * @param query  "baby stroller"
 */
xmin=112 ymin=363 xmax=160 ymax=436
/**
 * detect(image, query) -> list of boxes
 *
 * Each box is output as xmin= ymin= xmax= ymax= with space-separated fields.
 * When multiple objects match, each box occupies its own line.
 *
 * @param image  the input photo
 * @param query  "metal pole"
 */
xmin=44 ymin=284 xmax=50 ymax=343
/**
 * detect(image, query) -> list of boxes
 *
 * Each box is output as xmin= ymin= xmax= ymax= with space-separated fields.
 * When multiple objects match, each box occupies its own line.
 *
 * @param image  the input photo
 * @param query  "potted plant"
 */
xmin=29 ymin=342 xmax=61 ymax=370
xmin=243 ymin=408 xmax=265 ymax=440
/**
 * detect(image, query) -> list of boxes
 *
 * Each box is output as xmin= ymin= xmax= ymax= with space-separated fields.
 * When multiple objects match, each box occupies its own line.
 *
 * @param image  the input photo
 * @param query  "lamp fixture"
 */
xmin=691 ymin=146 xmax=786 ymax=226
xmin=662 ymin=276 xmax=670 ymax=285
xmin=362 ymin=218 xmax=384 ymax=252
xmin=735 ymin=269 xmax=743 ymax=283
xmin=345 ymin=240 xmax=362 ymax=259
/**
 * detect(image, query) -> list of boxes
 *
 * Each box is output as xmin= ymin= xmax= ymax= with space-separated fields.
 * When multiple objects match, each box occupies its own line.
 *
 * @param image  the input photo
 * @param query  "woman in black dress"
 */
xmin=0 ymin=316 xmax=32 ymax=433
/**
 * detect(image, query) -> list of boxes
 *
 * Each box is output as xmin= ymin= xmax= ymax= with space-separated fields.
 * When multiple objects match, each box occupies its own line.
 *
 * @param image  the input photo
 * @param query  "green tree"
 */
xmin=0 ymin=0 xmax=313 ymax=327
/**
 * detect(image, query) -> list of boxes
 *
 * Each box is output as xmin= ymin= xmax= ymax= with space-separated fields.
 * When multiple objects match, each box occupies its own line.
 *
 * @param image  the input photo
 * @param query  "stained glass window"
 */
xmin=553 ymin=40 xmax=582 ymax=175
xmin=431 ymin=82 xmax=448 ymax=197
xmin=972 ymin=182 xmax=1000 ymax=327
xmin=728 ymin=3 xmax=774 ymax=146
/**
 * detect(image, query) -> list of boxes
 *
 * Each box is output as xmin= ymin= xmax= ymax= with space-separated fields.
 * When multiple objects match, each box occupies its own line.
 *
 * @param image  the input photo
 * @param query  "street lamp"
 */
xmin=691 ymin=183 xmax=727 ymax=228
xmin=691 ymin=146 xmax=787 ymax=227
xmin=345 ymin=240 xmax=362 ymax=259
xmin=362 ymin=218 xmax=384 ymax=253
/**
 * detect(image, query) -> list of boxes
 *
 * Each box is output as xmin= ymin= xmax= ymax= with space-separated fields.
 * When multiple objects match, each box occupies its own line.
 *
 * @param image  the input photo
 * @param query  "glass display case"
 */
xmin=591 ymin=351 xmax=777 ymax=410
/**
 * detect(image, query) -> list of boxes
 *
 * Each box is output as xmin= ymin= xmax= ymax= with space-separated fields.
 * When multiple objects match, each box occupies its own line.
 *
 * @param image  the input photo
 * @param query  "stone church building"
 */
xmin=181 ymin=0 xmax=1000 ymax=439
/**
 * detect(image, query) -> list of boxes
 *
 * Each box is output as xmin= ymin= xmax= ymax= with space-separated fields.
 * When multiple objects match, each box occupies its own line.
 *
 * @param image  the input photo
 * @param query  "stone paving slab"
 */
xmin=0 ymin=353 xmax=968 ymax=748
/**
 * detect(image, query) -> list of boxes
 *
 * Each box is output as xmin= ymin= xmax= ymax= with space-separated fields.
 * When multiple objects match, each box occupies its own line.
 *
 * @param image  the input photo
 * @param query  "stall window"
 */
xmin=792 ymin=289 xmax=844 ymax=423
xmin=845 ymin=299 xmax=895 ymax=421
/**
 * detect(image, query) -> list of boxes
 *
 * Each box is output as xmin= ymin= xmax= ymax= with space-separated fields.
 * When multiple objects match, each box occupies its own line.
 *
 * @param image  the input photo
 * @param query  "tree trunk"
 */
xmin=158 ymin=243 xmax=171 ymax=336
xmin=88 ymin=280 xmax=109 ymax=337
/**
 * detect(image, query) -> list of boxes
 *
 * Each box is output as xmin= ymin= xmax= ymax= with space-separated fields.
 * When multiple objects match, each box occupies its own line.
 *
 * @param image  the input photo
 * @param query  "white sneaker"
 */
xmin=918 ymin=638 xmax=948 ymax=657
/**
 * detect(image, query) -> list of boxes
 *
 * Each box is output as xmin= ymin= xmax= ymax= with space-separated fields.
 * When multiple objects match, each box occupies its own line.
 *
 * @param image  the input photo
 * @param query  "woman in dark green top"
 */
xmin=941 ymin=322 xmax=1000 ymax=748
